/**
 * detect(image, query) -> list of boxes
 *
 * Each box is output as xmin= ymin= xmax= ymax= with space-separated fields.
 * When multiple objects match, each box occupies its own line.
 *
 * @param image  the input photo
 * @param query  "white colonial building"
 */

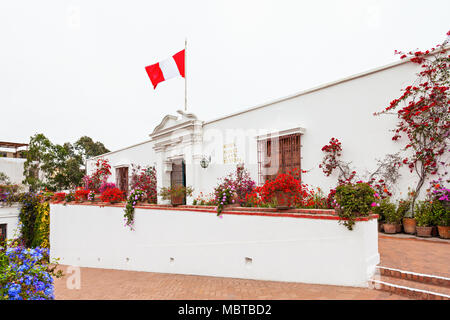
xmin=86 ymin=58 xmax=441 ymax=203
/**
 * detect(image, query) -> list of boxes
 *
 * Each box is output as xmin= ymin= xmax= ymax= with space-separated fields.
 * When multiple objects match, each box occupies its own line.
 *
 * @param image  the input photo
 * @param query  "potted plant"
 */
xmin=396 ymin=199 xmax=411 ymax=233
xmin=334 ymin=182 xmax=377 ymax=231
xmin=159 ymin=185 xmax=193 ymax=206
xmin=414 ymin=201 xmax=433 ymax=237
xmin=400 ymin=194 xmax=416 ymax=234
xmin=259 ymin=172 xmax=304 ymax=210
xmin=380 ymin=199 xmax=398 ymax=234
xmin=432 ymin=200 xmax=449 ymax=239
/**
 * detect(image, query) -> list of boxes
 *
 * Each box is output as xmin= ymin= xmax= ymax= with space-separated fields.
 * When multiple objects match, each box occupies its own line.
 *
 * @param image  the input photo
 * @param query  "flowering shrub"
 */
xmin=214 ymin=184 xmax=237 ymax=215
xmin=87 ymin=190 xmax=96 ymax=202
xmin=100 ymin=187 xmax=124 ymax=203
xmin=123 ymin=189 xmax=145 ymax=230
xmin=74 ymin=188 xmax=90 ymax=201
xmin=192 ymin=192 xmax=216 ymax=206
xmin=52 ymin=192 xmax=66 ymax=202
xmin=0 ymin=241 xmax=62 ymax=300
xmin=319 ymin=138 xmax=343 ymax=176
xmin=334 ymin=182 xmax=378 ymax=230
xmin=212 ymin=165 xmax=256 ymax=214
xmin=82 ymin=158 xmax=112 ymax=193
xmin=64 ymin=192 xmax=75 ymax=203
xmin=99 ymin=182 xmax=116 ymax=194
xmin=375 ymin=34 xmax=450 ymax=206
xmin=258 ymin=170 xmax=308 ymax=208
xmin=130 ymin=165 xmax=157 ymax=204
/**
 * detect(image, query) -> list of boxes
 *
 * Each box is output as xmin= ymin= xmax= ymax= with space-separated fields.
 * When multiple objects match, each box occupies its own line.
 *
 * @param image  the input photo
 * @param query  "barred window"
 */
xmin=257 ymin=133 xmax=301 ymax=185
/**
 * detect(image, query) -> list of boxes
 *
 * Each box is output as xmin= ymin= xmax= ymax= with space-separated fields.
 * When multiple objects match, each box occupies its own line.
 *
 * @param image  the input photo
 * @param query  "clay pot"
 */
xmin=383 ymin=223 xmax=397 ymax=234
xmin=171 ymin=195 xmax=184 ymax=206
xmin=431 ymin=226 xmax=438 ymax=237
xmin=275 ymin=191 xmax=291 ymax=210
xmin=416 ymin=226 xmax=432 ymax=238
xmin=403 ymin=218 xmax=416 ymax=234
xmin=395 ymin=224 xmax=402 ymax=233
xmin=437 ymin=226 xmax=450 ymax=239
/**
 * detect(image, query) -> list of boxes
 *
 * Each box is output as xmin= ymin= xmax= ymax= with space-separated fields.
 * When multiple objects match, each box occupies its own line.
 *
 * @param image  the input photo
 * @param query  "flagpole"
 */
xmin=184 ymin=38 xmax=187 ymax=112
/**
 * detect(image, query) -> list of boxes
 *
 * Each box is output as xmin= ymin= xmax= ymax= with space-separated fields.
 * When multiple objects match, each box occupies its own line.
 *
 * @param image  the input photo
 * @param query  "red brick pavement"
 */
xmin=378 ymin=235 xmax=450 ymax=278
xmin=53 ymin=237 xmax=448 ymax=300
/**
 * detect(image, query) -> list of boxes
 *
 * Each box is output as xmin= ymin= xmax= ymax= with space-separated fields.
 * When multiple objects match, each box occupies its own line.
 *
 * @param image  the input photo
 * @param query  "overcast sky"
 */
xmin=1 ymin=0 xmax=449 ymax=151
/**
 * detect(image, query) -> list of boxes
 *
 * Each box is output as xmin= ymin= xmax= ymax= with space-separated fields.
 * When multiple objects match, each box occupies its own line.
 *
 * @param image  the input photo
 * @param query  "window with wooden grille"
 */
xmin=257 ymin=133 xmax=301 ymax=185
xmin=0 ymin=224 xmax=6 ymax=243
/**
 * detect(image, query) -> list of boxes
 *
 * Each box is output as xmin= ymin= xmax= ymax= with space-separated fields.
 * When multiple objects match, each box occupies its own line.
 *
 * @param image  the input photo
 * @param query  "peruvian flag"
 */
xmin=145 ymin=49 xmax=185 ymax=89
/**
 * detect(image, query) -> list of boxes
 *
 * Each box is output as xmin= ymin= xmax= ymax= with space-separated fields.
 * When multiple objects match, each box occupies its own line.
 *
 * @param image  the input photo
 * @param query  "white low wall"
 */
xmin=0 ymin=204 xmax=21 ymax=240
xmin=50 ymin=204 xmax=379 ymax=287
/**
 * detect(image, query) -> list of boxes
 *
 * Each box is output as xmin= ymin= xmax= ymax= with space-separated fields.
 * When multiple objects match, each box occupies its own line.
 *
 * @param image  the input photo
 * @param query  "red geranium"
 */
xmin=100 ymin=187 xmax=125 ymax=204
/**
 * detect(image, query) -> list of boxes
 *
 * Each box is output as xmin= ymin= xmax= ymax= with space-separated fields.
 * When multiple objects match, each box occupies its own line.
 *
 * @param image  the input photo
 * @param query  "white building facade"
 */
xmin=87 ymin=59 xmax=445 ymax=203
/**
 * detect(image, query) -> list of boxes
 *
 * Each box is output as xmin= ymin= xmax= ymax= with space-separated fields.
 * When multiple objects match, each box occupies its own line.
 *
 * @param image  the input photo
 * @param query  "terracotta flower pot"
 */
xmin=395 ymin=224 xmax=402 ymax=233
xmin=275 ymin=191 xmax=291 ymax=210
xmin=416 ymin=226 xmax=432 ymax=238
xmin=171 ymin=195 xmax=184 ymax=206
xmin=403 ymin=218 xmax=416 ymax=234
xmin=431 ymin=226 xmax=438 ymax=237
xmin=383 ymin=223 xmax=397 ymax=234
xmin=437 ymin=226 xmax=450 ymax=239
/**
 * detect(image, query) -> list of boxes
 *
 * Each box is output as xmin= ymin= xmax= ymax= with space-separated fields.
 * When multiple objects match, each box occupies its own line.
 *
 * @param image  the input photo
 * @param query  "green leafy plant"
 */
xmin=378 ymin=198 xmax=399 ymax=224
xmin=123 ymin=189 xmax=145 ymax=230
xmin=159 ymin=185 xmax=193 ymax=202
xmin=334 ymin=183 xmax=378 ymax=230
xmin=431 ymin=200 xmax=449 ymax=227
xmin=414 ymin=201 xmax=433 ymax=227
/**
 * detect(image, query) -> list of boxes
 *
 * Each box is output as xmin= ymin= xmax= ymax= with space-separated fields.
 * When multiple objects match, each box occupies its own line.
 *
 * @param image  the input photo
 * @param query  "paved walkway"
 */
xmin=54 ymin=236 xmax=449 ymax=300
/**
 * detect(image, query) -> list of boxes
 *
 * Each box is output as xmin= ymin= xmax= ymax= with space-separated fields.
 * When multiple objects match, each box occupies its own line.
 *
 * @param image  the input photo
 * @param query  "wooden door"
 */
xmin=171 ymin=160 xmax=186 ymax=204
xmin=116 ymin=167 xmax=129 ymax=196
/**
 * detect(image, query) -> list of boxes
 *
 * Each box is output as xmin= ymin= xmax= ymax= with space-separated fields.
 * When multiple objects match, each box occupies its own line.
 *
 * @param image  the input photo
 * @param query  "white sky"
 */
xmin=1 ymin=0 xmax=449 ymax=151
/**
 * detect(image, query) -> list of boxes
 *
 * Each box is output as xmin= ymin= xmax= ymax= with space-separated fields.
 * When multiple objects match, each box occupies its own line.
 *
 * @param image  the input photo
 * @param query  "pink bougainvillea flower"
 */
xmin=371 ymin=202 xmax=378 ymax=207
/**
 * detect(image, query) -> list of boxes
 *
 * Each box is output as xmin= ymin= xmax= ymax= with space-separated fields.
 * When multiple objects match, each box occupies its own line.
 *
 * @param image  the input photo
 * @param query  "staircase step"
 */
xmin=370 ymin=266 xmax=450 ymax=300
xmin=370 ymin=278 xmax=450 ymax=300
xmin=376 ymin=266 xmax=450 ymax=287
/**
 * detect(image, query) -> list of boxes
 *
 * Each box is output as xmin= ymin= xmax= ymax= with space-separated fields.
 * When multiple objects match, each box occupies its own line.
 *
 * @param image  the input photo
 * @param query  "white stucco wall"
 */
xmin=0 ymin=204 xmax=21 ymax=240
xmin=0 ymin=158 xmax=26 ymax=185
xmin=50 ymin=204 xmax=379 ymax=287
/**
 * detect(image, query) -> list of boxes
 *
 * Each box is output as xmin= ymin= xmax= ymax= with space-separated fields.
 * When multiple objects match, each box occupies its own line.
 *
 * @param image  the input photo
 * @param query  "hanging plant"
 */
xmin=123 ymin=189 xmax=145 ymax=230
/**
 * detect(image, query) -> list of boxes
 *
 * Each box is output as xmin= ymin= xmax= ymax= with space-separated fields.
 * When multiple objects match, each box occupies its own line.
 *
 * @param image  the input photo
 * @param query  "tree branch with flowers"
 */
xmin=374 ymin=33 xmax=450 ymax=209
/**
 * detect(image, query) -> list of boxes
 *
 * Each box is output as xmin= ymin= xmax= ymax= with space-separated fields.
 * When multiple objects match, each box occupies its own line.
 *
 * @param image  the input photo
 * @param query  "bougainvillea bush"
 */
xmin=99 ymin=182 xmax=117 ymax=194
xmin=0 ymin=241 xmax=62 ymax=300
xmin=212 ymin=165 xmax=256 ymax=214
xmin=130 ymin=165 xmax=157 ymax=204
xmin=375 ymin=34 xmax=450 ymax=206
xmin=82 ymin=158 xmax=111 ymax=193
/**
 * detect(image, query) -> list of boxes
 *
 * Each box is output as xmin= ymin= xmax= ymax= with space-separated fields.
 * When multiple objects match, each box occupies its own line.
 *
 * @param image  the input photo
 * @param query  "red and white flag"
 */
xmin=145 ymin=49 xmax=185 ymax=89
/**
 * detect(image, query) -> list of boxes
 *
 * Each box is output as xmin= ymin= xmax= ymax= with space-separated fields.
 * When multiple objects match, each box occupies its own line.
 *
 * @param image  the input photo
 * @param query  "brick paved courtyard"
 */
xmin=54 ymin=236 xmax=449 ymax=300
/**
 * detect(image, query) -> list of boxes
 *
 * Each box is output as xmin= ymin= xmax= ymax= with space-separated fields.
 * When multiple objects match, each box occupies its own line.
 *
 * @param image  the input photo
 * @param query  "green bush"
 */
xmin=431 ymin=201 xmax=449 ymax=227
xmin=397 ymin=199 xmax=412 ymax=220
xmin=414 ymin=201 xmax=433 ymax=227
xmin=335 ymin=183 xmax=376 ymax=230
xmin=379 ymin=199 xmax=399 ymax=224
